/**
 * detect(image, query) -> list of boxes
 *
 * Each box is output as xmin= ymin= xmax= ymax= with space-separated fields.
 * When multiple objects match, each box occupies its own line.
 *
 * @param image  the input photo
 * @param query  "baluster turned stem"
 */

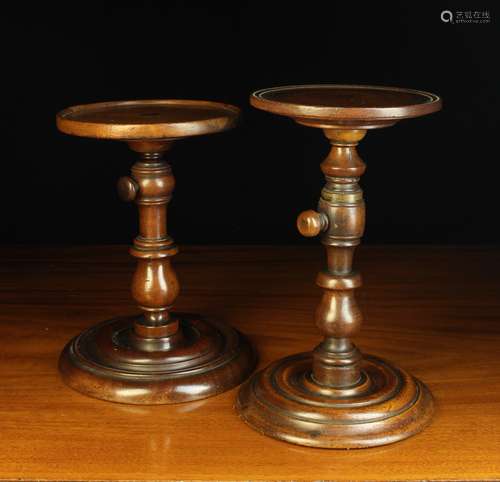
xmin=299 ymin=129 xmax=367 ymax=388
xmin=119 ymin=141 xmax=180 ymax=339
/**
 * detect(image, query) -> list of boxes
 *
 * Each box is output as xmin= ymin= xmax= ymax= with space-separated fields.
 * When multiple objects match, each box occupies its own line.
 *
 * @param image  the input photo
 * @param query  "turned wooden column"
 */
xmin=119 ymin=141 xmax=181 ymax=342
xmin=298 ymin=129 xmax=366 ymax=389
xmin=237 ymin=84 xmax=442 ymax=448
xmin=56 ymin=99 xmax=256 ymax=404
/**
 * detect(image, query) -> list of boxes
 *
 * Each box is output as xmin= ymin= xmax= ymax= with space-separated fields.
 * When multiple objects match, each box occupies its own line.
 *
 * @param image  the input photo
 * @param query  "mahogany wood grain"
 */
xmin=250 ymin=84 xmax=442 ymax=128
xmin=0 ymin=245 xmax=499 ymax=480
xmin=57 ymin=100 xmax=239 ymax=139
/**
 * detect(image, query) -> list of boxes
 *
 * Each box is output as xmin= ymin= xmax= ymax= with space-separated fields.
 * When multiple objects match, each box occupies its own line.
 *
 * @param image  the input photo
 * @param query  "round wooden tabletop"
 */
xmin=250 ymin=85 xmax=442 ymax=125
xmin=56 ymin=100 xmax=240 ymax=140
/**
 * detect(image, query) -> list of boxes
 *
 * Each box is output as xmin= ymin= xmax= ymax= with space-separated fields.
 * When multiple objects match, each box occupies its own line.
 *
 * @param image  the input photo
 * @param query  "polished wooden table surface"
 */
xmin=1 ymin=245 xmax=499 ymax=481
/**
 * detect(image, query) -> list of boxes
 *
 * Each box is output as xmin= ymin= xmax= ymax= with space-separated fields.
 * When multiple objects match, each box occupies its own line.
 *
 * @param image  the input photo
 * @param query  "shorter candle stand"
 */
xmin=57 ymin=99 xmax=256 ymax=404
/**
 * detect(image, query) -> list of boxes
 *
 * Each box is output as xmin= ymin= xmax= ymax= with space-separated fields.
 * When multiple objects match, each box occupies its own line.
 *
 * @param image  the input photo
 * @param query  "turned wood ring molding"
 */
xmin=56 ymin=99 xmax=240 ymax=140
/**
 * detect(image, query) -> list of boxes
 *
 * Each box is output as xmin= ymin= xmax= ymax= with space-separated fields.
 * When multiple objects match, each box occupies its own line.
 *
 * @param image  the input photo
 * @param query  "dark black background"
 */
xmin=9 ymin=1 xmax=499 ymax=245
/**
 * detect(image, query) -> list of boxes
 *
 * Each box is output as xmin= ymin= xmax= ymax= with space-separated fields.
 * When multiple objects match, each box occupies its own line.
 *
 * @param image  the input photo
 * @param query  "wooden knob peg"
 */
xmin=117 ymin=176 xmax=139 ymax=202
xmin=297 ymin=210 xmax=328 ymax=237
